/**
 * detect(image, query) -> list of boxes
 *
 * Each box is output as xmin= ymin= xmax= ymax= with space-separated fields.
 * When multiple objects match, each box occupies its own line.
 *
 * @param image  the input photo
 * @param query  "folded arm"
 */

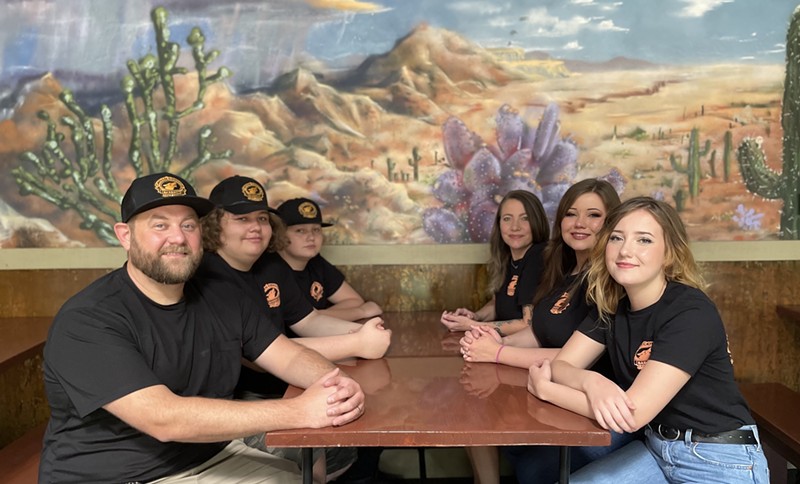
xmin=317 ymin=282 xmax=383 ymax=321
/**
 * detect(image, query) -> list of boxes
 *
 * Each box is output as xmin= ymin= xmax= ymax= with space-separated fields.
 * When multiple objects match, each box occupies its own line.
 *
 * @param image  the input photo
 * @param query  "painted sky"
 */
xmin=0 ymin=0 xmax=796 ymax=92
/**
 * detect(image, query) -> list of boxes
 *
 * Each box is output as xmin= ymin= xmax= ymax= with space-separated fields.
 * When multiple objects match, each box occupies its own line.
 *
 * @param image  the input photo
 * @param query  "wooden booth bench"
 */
xmin=739 ymin=382 xmax=800 ymax=484
xmin=0 ymin=317 xmax=51 ymax=484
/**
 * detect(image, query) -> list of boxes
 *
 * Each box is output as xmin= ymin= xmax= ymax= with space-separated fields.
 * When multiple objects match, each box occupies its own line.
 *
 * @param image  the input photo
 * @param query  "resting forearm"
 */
xmin=292 ymin=312 xmax=361 ymax=336
xmin=317 ymin=306 xmax=366 ymax=322
xmin=106 ymin=385 xmax=308 ymax=443
xmin=258 ymin=344 xmax=335 ymax=389
xmin=294 ymin=334 xmax=360 ymax=361
xmin=550 ymin=359 xmax=594 ymax=392
xmin=535 ymin=380 xmax=595 ymax=420
xmin=499 ymin=346 xmax=560 ymax=369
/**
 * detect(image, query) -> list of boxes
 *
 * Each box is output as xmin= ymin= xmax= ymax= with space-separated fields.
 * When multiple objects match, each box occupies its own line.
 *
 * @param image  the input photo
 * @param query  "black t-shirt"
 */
xmin=199 ymin=252 xmax=306 ymax=398
xmin=250 ymin=252 xmax=315 ymax=330
xmin=291 ymin=254 xmax=346 ymax=309
xmin=533 ymin=274 xmax=612 ymax=378
xmin=494 ymin=242 xmax=545 ymax=320
xmin=40 ymin=264 xmax=281 ymax=484
xmin=579 ymin=282 xmax=754 ymax=434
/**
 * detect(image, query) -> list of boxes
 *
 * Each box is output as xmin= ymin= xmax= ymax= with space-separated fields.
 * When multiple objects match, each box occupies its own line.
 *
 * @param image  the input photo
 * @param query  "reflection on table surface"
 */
xmin=267 ymin=355 xmax=609 ymax=448
xmin=381 ymin=311 xmax=463 ymax=358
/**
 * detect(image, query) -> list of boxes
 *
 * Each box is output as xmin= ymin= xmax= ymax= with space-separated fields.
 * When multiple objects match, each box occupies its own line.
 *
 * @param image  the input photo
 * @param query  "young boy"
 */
xmin=276 ymin=198 xmax=383 ymax=321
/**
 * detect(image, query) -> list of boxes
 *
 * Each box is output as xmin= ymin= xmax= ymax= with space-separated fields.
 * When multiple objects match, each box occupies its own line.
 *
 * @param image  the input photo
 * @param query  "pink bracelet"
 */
xmin=495 ymin=344 xmax=506 ymax=364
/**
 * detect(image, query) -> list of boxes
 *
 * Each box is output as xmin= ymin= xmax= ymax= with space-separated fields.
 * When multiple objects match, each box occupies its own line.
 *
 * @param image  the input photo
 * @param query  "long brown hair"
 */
xmin=586 ymin=196 xmax=706 ymax=323
xmin=533 ymin=179 xmax=621 ymax=305
xmin=486 ymin=190 xmax=550 ymax=295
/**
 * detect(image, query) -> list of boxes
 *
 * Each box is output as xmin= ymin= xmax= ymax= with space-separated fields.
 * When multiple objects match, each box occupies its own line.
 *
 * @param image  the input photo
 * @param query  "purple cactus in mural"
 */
xmin=424 ymin=103 xmax=581 ymax=243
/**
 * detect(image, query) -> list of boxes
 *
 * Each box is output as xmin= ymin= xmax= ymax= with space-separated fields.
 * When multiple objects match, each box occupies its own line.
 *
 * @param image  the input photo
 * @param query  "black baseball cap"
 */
xmin=209 ymin=175 xmax=277 ymax=215
xmin=276 ymin=198 xmax=333 ymax=227
xmin=120 ymin=172 xmax=214 ymax=222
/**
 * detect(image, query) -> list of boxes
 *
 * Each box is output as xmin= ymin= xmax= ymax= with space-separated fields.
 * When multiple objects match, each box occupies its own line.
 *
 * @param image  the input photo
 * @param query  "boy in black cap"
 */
xmin=276 ymin=198 xmax=383 ymax=321
xmin=199 ymin=175 xmax=391 ymax=482
xmin=40 ymin=172 xmax=365 ymax=484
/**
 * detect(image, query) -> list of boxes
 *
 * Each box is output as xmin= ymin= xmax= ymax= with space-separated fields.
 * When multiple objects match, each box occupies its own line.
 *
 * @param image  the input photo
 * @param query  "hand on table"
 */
xmin=583 ymin=372 xmax=637 ymax=433
xmin=296 ymin=368 xmax=365 ymax=428
xmin=460 ymin=326 xmax=502 ymax=363
xmin=440 ymin=309 xmax=478 ymax=332
xmin=526 ymin=359 xmax=552 ymax=399
xmin=356 ymin=317 xmax=392 ymax=359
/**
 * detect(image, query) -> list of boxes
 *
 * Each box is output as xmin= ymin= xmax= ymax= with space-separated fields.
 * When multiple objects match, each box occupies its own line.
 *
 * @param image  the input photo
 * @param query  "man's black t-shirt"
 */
xmin=579 ymin=282 xmax=754 ymax=434
xmin=494 ymin=242 xmax=545 ymax=320
xmin=40 ymin=264 xmax=281 ymax=483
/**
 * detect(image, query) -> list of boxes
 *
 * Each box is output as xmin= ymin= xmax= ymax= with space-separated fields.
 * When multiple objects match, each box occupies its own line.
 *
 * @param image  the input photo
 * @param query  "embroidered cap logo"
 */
xmin=298 ymin=201 xmax=318 ymax=219
xmin=241 ymin=182 xmax=265 ymax=202
xmin=154 ymin=176 xmax=187 ymax=197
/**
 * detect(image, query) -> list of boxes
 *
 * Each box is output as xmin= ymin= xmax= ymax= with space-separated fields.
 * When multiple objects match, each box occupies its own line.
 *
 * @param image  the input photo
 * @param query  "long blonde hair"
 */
xmin=486 ymin=190 xmax=550 ymax=295
xmin=586 ymin=197 xmax=706 ymax=322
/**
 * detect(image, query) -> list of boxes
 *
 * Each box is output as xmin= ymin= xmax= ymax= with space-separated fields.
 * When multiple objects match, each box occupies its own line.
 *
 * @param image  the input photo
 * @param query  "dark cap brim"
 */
xmin=224 ymin=201 xmax=279 ymax=215
xmin=124 ymin=196 xmax=215 ymax=222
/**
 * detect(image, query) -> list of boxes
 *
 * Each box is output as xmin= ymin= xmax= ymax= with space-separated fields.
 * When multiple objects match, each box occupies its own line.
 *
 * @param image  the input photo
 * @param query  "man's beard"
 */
xmin=129 ymin=237 xmax=202 ymax=285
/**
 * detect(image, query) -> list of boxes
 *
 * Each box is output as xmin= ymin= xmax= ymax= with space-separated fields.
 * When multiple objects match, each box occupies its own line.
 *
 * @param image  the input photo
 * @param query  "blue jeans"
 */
xmin=501 ymin=430 xmax=639 ymax=484
xmin=569 ymin=425 xmax=769 ymax=484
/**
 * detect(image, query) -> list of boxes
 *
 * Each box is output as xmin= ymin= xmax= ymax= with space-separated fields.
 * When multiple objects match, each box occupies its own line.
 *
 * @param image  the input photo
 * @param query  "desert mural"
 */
xmin=0 ymin=0 xmax=798 ymax=248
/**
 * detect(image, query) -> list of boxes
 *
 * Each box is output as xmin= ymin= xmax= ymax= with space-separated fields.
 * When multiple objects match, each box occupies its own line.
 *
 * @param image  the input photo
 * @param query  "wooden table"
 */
xmin=268 ymin=312 xmax=610 ymax=484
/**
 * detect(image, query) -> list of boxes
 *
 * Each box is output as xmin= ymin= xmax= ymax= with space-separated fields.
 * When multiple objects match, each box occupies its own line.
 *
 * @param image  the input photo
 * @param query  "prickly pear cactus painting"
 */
xmin=424 ymin=104 xmax=624 ymax=243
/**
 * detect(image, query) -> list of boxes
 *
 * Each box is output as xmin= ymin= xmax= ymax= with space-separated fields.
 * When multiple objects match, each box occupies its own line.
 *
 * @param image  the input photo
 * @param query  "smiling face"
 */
xmin=217 ymin=210 xmax=272 ymax=271
xmin=560 ymin=192 xmax=607 ymax=263
xmin=605 ymin=209 xmax=667 ymax=304
xmin=281 ymin=223 xmax=323 ymax=267
xmin=126 ymin=204 xmax=203 ymax=284
xmin=499 ymin=198 xmax=534 ymax=260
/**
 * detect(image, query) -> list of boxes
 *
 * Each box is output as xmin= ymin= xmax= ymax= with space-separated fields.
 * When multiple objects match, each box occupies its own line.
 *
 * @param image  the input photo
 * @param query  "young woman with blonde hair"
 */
xmin=528 ymin=197 xmax=768 ymax=483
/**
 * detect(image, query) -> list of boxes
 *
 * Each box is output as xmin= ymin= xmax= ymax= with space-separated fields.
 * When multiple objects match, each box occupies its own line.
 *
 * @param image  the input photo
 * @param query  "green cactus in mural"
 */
xmin=670 ymin=127 xmax=713 ymax=200
xmin=408 ymin=146 xmax=421 ymax=181
xmin=12 ymin=6 xmax=232 ymax=245
xmin=722 ymin=130 xmax=733 ymax=182
xmin=386 ymin=157 xmax=396 ymax=181
xmin=737 ymin=7 xmax=800 ymax=239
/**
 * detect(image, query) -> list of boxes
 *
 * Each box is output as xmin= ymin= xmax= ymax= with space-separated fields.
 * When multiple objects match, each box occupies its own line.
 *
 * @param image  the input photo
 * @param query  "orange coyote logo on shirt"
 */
xmin=550 ymin=291 xmax=570 ymax=314
xmin=506 ymin=275 xmax=519 ymax=296
xmin=263 ymin=283 xmax=281 ymax=308
xmin=634 ymin=341 xmax=653 ymax=370
xmin=310 ymin=281 xmax=324 ymax=302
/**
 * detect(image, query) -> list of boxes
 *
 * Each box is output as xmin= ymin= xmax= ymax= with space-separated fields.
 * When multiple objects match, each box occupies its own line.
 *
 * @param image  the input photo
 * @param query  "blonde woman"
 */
xmin=529 ymin=197 xmax=768 ymax=483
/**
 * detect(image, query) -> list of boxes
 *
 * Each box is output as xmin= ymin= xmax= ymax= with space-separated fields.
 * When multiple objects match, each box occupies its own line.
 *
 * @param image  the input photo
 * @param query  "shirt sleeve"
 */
xmin=45 ymin=308 xmax=161 ymax=418
xmin=276 ymin=259 xmax=315 ymax=326
xmin=577 ymin=307 xmax=608 ymax=345
xmin=648 ymin=299 xmax=723 ymax=377
xmin=319 ymin=256 xmax=345 ymax=297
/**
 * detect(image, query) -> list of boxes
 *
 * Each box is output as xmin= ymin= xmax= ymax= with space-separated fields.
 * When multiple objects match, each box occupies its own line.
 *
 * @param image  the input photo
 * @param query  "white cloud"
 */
xmin=448 ymin=1 xmax=510 ymax=15
xmin=601 ymin=2 xmax=624 ymax=12
xmin=522 ymin=8 xmax=592 ymax=37
xmin=677 ymin=0 xmax=733 ymax=18
xmin=570 ymin=0 xmax=595 ymax=5
xmin=563 ymin=40 xmax=584 ymax=50
xmin=597 ymin=19 xmax=628 ymax=32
